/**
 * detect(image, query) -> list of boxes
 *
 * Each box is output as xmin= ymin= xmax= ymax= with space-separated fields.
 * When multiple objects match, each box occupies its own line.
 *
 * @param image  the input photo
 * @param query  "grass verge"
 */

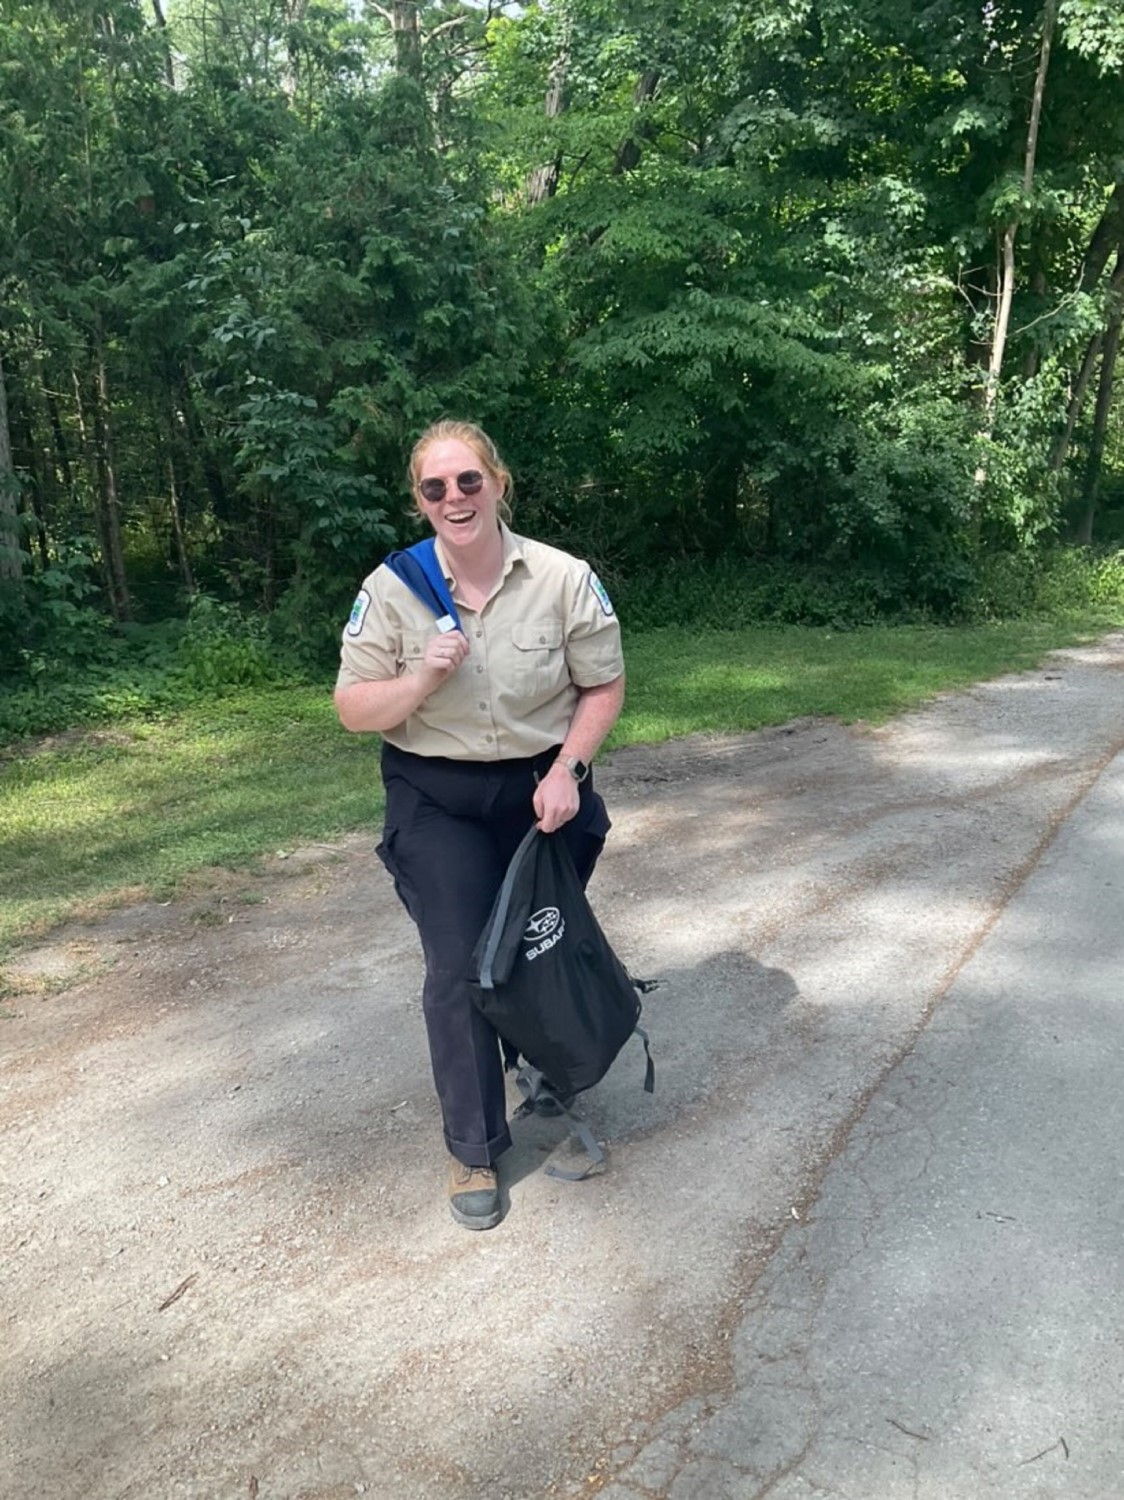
xmin=1 ymin=616 xmax=1114 ymax=960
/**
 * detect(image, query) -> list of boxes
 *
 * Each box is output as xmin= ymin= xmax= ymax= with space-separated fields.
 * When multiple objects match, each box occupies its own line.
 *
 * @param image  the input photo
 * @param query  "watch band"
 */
xmin=556 ymin=754 xmax=589 ymax=783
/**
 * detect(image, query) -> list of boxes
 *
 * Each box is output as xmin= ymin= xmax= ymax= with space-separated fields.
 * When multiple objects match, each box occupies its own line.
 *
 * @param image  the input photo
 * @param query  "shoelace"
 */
xmin=454 ymin=1163 xmax=496 ymax=1185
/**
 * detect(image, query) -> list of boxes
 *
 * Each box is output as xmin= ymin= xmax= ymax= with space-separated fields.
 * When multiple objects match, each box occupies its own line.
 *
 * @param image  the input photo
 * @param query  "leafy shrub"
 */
xmin=611 ymin=556 xmax=931 ymax=631
xmin=0 ymin=540 xmax=113 ymax=681
xmin=173 ymin=595 xmax=280 ymax=692
xmin=1033 ymin=548 xmax=1124 ymax=617
xmin=966 ymin=547 xmax=1124 ymax=622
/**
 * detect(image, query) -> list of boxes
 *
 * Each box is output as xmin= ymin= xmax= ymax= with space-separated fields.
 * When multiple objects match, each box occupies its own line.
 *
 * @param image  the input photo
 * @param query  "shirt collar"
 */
xmin=434 ymin=523 xmax=524 ymax=585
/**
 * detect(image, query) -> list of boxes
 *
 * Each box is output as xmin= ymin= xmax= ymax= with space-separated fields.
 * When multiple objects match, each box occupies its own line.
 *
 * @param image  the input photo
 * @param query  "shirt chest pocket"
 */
xmin=398 ymin=629 xmax=432 ymax=674
xmin=510 ymin=619 xmax=566 ymax=696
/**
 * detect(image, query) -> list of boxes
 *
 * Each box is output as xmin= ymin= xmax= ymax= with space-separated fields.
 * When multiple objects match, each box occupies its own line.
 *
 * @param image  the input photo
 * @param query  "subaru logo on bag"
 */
xmin=525 ymin=907 xmax=560 ymax=940
xmin=524 ymin=906 xmax=565 ymax=960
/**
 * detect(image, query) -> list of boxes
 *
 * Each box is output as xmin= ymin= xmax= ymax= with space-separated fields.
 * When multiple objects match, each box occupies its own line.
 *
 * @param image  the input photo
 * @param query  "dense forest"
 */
xmin=3 ymin=0 xmax=1124 ymax=678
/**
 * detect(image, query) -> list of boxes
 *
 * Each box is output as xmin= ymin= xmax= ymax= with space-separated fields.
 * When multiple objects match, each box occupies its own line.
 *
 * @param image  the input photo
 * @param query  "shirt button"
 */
xmin=475 ymin=630 xmax=483 ymax=639
xmin=485 ymin=733 xmax=493 ymax=742
xmin=539 ymin=635 xmax=546 ymax=643
xmin=479 ymin=702 xmax=487 ymax=710
xmin=476 ymin=665 xmax=484 ymax=673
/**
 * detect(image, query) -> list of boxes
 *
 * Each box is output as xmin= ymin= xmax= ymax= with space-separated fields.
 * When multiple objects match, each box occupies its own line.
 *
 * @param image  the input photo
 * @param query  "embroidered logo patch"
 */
xmin=588 ymin=571 xmax=614 ymax=617
xmin=346 ymin=589 xmax=371 ymax=637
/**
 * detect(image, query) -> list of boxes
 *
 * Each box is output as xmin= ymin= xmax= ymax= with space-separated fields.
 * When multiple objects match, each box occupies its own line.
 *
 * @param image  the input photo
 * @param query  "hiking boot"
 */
xmin=447 ymin=1158 xmax=501 ymax=1230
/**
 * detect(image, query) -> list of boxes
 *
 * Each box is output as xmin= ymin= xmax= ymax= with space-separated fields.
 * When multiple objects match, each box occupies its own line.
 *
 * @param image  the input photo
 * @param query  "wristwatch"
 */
xmin=556 ymin=754 xmax=589 ymax=783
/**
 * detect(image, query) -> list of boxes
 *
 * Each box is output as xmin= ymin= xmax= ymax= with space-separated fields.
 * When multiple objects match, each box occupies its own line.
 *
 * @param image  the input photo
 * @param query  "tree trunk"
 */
xmin=1051 ymin=330 xmax=1104 ymax=473
xmin=979 ymin=0 xmax=1058 ymax=439
xmin=177 ymin=373 xmax=231 ymax=522
xmin=47 ymin=386 xmax=75 ymax=504
xmin=1022 ymin=267 xmax=1047 ymax=379
xmin=613 ymin=70 xmax=661 ymax=176
xmin=73 ymin=368 xmax=113 ymax=613
xmin=150 ymin=0 xmax=176 ymax=87
xmin=0 ymin=347 xmax=21 ymax=585
xmin=88 ymin=349 xmax=131 ymax=621
xmin=1076 ymin=283 xmax=1124 ymax=545
xmin=6 ymin=361 xmax=48 ymax=574
xmin=94 ymin=356 xmax=130 ymax=620
xmin=1049 ymin=249 xmax=1124 ymax=473
xmin=163 ymin=399 xmax=197 ymax=595
xmin=1080 ymin=179 xmax=1124 ymax=292
xmin=526 ymin=31 xmax=570 ymax=206
xmin=281 ymin=0 xmax=309 ymax=103
xmin=392 ymin=1 xmax=422 ymax=81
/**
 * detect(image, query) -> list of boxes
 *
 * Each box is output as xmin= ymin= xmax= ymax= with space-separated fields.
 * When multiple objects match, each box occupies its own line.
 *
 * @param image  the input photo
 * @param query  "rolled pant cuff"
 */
xmin=446 ymin=1125 xmax=513 ymax=1169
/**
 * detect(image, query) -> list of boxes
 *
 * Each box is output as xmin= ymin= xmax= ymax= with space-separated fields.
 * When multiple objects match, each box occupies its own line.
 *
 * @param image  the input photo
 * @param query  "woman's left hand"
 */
xmin=533 ymin=762 xmax=580 ymax=835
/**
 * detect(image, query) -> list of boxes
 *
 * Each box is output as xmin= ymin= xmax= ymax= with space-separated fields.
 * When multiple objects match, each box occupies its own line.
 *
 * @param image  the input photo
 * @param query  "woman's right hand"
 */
xmin=419 ymin=629 xmax=469 ymax=689
xmin=334 ymin=629 xmax=469 ymax=733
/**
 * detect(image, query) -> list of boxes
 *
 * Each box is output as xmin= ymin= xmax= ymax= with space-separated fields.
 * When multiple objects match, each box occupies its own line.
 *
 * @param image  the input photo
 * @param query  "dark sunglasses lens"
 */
xmin=418 ymin=471 xmax=485 ymax=503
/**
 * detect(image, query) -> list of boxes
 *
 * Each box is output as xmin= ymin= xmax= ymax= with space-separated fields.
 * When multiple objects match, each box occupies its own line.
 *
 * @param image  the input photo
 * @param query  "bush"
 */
xmin=966 ymin=547 xmax=1124 ymax=623
xmin=0 ymin=597 xmax=291 ymax=746
xmin=610 ymin=556 xmax=930 ymax=631
xmin=607 ymin=546 xmax=1124 ymax=634
xmin=173 ymin=595 xmax=280 ymax=692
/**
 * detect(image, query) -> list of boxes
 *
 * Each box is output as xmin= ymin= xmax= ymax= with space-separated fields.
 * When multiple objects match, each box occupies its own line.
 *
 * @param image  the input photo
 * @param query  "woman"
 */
xmin=334 ymin=420 xmax=625 ymax=1231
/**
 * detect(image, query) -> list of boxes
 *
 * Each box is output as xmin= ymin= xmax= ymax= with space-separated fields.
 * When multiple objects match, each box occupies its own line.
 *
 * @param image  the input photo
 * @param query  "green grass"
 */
xmin=1 ymin=691 xmax=383 ymax=958
xmin=0 ymin=617 xmax=1111 ymax=959
xmin=610 ymin=618 xmax=1093 ymax=744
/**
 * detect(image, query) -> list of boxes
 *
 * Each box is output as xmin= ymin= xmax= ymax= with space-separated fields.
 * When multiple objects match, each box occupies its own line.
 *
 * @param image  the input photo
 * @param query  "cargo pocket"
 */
xmin=565 ymin=784 xmax=611 ymax=888
xmin=376 ymin=780 xmax=424 ymax=924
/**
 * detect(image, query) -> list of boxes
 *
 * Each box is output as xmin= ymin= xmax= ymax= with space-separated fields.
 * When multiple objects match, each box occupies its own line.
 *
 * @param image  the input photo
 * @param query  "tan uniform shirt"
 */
xmin=337 ymin=526 xmax=624 ymax=760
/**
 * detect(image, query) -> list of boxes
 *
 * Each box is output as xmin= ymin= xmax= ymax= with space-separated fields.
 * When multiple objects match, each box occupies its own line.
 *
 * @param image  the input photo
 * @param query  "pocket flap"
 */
xmin=512 ymin=620 xmax=563 ymax=651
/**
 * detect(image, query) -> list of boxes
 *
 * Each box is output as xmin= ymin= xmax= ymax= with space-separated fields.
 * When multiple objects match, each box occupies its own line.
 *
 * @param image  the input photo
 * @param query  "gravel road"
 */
xmin=4 ymin=632 xmax=1123 ymax=1500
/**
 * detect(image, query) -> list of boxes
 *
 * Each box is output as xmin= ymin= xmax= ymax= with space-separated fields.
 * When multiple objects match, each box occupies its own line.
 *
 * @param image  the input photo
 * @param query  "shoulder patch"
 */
xmin=588 ymin=571 xmax=615 ymax=618
xmin=346 ymin=589 xmax=372 ymax=638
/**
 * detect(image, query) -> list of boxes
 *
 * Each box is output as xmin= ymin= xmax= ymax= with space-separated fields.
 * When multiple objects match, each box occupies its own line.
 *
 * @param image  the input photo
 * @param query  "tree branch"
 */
xmin=425 ymin=16 xmax=468 ymax=41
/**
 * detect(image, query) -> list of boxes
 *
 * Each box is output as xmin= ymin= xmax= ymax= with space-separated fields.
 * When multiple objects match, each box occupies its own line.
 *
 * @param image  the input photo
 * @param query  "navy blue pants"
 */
xmin=377 ymin=743 xmax=610 ymax=1167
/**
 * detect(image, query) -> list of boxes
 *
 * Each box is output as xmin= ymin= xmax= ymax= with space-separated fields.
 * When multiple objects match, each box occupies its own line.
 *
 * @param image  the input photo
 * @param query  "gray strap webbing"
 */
xmin=635 ymin=1023 xmax=655 ymax=1094
xmin=514 ymin=1064 xmax=606 ymax=1181
xmin=477 ymin=823 xmax=539 ymax=990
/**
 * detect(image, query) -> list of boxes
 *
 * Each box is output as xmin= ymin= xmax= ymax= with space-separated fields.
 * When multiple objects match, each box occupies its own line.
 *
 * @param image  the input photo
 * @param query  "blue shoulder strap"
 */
xmin=381 ymin=538 xmax=461 ymax=634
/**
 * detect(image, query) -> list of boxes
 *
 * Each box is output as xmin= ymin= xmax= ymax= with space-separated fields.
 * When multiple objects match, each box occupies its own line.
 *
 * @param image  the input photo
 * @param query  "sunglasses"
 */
xmin=418 ymin=470 xmax=485 ymax=504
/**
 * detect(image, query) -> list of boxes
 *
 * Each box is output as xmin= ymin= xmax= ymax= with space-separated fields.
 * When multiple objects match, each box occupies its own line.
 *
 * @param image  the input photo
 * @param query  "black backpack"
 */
xmin=469 ymin=825 xmax=655 ymax=1178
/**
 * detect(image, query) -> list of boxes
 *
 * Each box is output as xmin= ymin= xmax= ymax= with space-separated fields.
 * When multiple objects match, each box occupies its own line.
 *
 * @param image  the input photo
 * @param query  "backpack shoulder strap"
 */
xmin=513 ymin=1064 xmax=607 ymax=1181
xmin=476 ymin=823 xmax=540 ymax=990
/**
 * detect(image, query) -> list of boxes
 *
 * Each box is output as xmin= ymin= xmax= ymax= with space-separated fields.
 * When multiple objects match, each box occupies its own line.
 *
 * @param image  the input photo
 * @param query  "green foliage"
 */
xmin=0 ymin=539 xmax=111 ymax=679
xmin=174 ymin=594 xmax=279 ymax=692
xmin=1061 ymin=0 xmax=1124 ymax=72
xmin=968 ymin=545 xmax=1124 ymax=622
xmin=612 ymin=557 xmax=907 ymax=631
xmin=1 ymin=0 xmax=1124 ymax=681
xmin=609 ymin=545 xmax=1124 ymax=633
xmin=0 ymin=596 xmax=295 ymax=743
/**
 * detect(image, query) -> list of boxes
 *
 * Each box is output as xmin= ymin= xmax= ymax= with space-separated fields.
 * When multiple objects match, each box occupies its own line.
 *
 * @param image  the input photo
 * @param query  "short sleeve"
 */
xmin=564 ymin=565 xmax=624 ymax=687
xmin=336 ymin=570 xmax=398 ymax=690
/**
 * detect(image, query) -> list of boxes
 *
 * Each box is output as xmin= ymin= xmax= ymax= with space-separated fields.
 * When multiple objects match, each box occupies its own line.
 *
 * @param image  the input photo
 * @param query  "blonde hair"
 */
xmin=408 ymin=419 xmax=513 ymax=523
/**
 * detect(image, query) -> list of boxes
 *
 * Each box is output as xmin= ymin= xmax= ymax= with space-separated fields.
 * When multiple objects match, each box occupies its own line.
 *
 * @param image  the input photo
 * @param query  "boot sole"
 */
xmin=449 ymin=1200 xmax=501 ymax=1230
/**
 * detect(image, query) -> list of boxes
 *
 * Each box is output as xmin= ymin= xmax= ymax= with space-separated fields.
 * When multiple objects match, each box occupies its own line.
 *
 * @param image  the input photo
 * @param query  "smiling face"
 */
xmin=413 ymin=435 xmax=505 ymax=557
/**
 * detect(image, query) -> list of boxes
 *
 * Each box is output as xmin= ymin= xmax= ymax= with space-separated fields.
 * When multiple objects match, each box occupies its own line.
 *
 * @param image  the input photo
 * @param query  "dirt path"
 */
xmin=4 ymin=634 xmax=1124 ymax=1500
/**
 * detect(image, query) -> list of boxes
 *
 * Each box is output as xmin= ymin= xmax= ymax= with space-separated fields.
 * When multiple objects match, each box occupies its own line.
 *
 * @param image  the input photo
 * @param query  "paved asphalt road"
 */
xmin=597 ymin=750 xmax=1124 ymax=1500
